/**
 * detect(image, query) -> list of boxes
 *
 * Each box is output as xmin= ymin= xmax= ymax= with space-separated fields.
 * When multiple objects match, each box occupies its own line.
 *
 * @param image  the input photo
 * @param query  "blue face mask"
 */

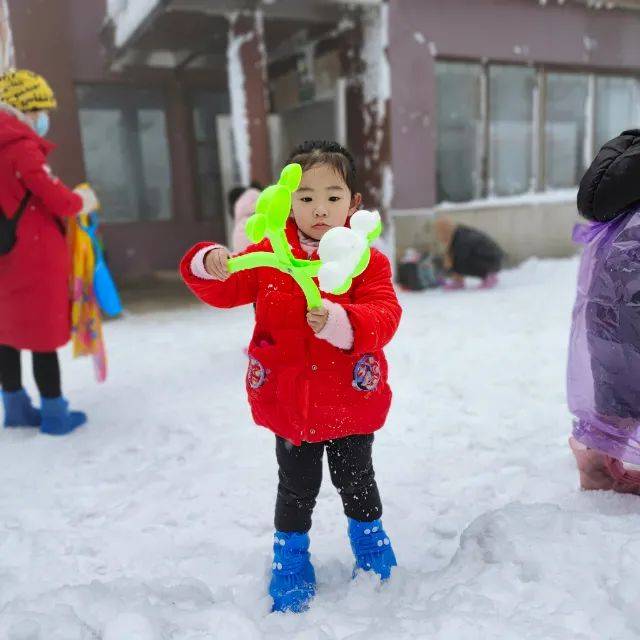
xmin=35 ymin=112 xmax=50 ymax=137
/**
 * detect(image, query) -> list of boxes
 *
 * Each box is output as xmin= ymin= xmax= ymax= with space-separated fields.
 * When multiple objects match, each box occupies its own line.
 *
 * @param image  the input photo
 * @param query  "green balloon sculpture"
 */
xmin=227 ymin=163 xmax=382 ymax=309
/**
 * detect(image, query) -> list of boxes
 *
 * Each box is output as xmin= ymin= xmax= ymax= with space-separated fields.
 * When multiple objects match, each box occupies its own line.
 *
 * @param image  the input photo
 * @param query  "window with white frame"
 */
xmin=190 ymin=90 xmax=230 ymax=221
xmin=544 ymin=72 xmax=590 ymax=190
xmin=436 ymin=62 xmax=640 ymax=204
xmin=76 ymin=85 xmax=173 ymax=222
xmin=436 ymin=62 xmax=483 ymax=202
xmin=595 ymin=76 xmax=640 ymax=150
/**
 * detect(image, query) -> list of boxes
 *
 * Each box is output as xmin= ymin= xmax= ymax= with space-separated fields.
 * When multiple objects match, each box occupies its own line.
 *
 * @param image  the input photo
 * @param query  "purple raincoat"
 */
xmin=568 ymin=207 xmax=640 ymax=465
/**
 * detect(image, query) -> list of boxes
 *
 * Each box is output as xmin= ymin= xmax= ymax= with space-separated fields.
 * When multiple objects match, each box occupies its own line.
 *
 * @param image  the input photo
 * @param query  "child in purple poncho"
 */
xmin=568 ymin=129 xmax=640 ymax=494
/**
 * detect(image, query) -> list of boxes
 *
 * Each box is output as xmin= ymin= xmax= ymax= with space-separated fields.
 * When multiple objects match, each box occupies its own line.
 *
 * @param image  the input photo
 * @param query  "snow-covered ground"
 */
xmin=3 ymin=257 xmax=639 ymax=639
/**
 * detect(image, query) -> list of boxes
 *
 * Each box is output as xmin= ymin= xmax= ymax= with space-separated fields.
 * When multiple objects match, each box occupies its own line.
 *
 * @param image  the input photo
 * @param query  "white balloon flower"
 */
xmin=318 ymin=210 xmax=381 ymax=293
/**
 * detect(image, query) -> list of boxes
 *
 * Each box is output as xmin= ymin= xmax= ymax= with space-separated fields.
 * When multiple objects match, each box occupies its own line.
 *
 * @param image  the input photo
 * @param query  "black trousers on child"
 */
xmin=0 ymin=345 xmax=61 ymax=398
xmin=275 ymin=433 xmax=382 ymax=533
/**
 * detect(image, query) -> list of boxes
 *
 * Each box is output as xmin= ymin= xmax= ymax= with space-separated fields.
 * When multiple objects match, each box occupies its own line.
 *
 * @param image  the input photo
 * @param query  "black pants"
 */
xmin=0 ymin=345 xmax=61 ymax=398
xmin=275 ymin=434 xmax=382 ymax=533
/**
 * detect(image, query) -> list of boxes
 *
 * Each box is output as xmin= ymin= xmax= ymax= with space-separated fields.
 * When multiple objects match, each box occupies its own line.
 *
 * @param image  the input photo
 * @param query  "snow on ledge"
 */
xmin=107 ymin=0 xmax=161 ymax=49
xmin=390 ymin=189 xmax=578 ymax=218
xmin=437 ymin=189 xmax=578 ymax=213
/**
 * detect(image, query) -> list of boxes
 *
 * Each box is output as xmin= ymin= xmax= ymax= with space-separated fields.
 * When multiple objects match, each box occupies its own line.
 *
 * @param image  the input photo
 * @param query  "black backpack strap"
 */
xmin=54 ymin=216 xmax=66 ymax=236
xmin=13 ymin=190 xmax=31 ymax=224
xmin=9 ymin=191 xmax=67 ymax=237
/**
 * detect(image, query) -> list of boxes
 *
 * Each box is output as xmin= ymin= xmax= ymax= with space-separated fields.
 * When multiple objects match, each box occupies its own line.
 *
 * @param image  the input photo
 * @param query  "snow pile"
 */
xmin=416 ymin=501 xmax=640 ymax=639
xmin=3 ymin=257 xmax=640 ymax=638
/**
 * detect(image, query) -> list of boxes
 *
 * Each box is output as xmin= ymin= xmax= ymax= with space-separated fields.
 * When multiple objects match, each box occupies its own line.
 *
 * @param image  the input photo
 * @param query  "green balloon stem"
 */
xmin=227 ymin=251 xmax=322 ymax=309
xmin=293 ymin=272 xmax=322 ymax=309
xmin=227 ymin=252 xmax=281 ymax=273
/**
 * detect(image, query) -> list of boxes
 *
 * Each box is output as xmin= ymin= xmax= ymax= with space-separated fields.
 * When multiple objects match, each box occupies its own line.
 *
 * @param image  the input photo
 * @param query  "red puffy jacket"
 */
xmin=0 ymin=109 xmax=82 ymax=351
xmin=180 ymin=220 xmax=402 ymax=445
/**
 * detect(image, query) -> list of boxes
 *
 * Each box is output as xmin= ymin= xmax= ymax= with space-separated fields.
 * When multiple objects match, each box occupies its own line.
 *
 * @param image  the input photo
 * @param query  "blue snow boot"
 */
xmin=40 ymin=397 xmax=86 ymax=435
xmin=2 ymin=389 xmax=41 ymax=427
xmin=269 ymin=531 xmax=316 ymax=613
xmin=348 ymin=518 xmax=397 ymax=580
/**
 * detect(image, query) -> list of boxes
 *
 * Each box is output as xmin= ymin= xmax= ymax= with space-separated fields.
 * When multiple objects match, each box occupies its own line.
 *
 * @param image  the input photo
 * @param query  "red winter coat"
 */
xmin=0 ymin=108 xmax=83 ymax=351
xmin=181 ymin=220 xmax=402 ymax=445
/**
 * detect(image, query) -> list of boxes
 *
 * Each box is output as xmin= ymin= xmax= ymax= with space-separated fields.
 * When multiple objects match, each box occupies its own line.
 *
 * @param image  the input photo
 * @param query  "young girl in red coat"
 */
xmin=181 ymin=140 xmax=402 ymax=613
xmin=0 ymin=70 xmax=97 ymax=435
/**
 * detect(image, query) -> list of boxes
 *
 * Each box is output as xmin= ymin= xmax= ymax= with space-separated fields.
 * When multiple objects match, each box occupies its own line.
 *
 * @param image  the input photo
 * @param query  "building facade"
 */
xmin=4 ymin=0 xmax=640 ymax=278
xmin=388 ymin=0 xmax=640 ymax=263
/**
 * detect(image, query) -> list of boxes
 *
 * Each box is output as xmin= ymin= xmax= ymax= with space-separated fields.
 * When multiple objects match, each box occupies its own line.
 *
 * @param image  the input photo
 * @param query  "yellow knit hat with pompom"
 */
xmin=0 ymin=69 xmax=57 ymax=112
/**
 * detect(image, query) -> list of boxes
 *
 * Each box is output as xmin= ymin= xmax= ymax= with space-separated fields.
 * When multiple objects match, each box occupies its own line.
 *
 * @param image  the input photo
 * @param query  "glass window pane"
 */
xmin=489 ymin=65 xmax=535 ymax=197
xmin=436 ymin=62 xmax=483 ymax=203
xmin=76 ymin=85 xmax=173 ymax=222
xmin=138 ymin=107 xmax=172 ymax=220
xmin=77 ymin=106 xmax=138 ymax=222
xmin=191 ymin=90 xmax=230 ymax=220
xmin=596 ymin=76 xmax=640 ymax=149
xmin=545 ymin=73 xmax=589 ymax=190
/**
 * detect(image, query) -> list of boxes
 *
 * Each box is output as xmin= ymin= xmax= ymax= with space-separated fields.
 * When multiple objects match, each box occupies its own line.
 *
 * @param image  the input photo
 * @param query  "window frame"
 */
xmin=436 ymin=60 xmax=640 ymax=204
xmin=187 ymin=88 xmax=232 ymax=224
xmin=75 ymin=81 xmax=174 ymax=224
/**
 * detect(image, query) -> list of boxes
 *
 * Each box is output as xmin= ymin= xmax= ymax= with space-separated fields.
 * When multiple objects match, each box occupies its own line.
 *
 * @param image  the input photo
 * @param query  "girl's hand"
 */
xmin=204 ymin=247 xmax=231 ymax=281
xmin=307 ymin=305 xmax=329 ymax=333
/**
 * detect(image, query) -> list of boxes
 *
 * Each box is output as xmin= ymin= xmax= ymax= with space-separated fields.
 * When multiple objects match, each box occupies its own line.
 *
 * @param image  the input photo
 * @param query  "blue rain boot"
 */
xmin=40 ymin=397 xmax=86 ymax=435
xmin=348 ymin=518 xmax=397 ymax=580
xmin=269 ymin=531 xmax=316 ymax=613
xmin=2 ymin=389 xmax=41 ymax=427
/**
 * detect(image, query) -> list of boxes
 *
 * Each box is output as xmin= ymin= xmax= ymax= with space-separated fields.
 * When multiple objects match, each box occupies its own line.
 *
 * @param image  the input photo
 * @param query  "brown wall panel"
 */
xmin=9 ymin=0 xmax=86 ymax=185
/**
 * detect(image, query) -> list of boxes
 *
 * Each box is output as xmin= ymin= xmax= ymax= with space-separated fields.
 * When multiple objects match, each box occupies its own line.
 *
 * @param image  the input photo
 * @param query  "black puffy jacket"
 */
xmin=451 ymin=225 xmax=504 ymax=278
xmin=577 ymin=129 xmax=640 ymax=222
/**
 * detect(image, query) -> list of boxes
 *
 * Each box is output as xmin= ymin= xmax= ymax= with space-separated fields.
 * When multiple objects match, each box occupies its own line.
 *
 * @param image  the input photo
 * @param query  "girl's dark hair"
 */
xmin=287 ymin=140 xmax=357 ymax=194
xmin=227 ymin=182 xmax=263 ymax=210
xmin=227 ymin=186 xmax=246 ymax=210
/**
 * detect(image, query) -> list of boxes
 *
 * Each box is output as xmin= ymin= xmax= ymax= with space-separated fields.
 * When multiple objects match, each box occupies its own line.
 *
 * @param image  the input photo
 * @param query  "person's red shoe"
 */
xmin=569 ymin=436 xmax=640 ymax=494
